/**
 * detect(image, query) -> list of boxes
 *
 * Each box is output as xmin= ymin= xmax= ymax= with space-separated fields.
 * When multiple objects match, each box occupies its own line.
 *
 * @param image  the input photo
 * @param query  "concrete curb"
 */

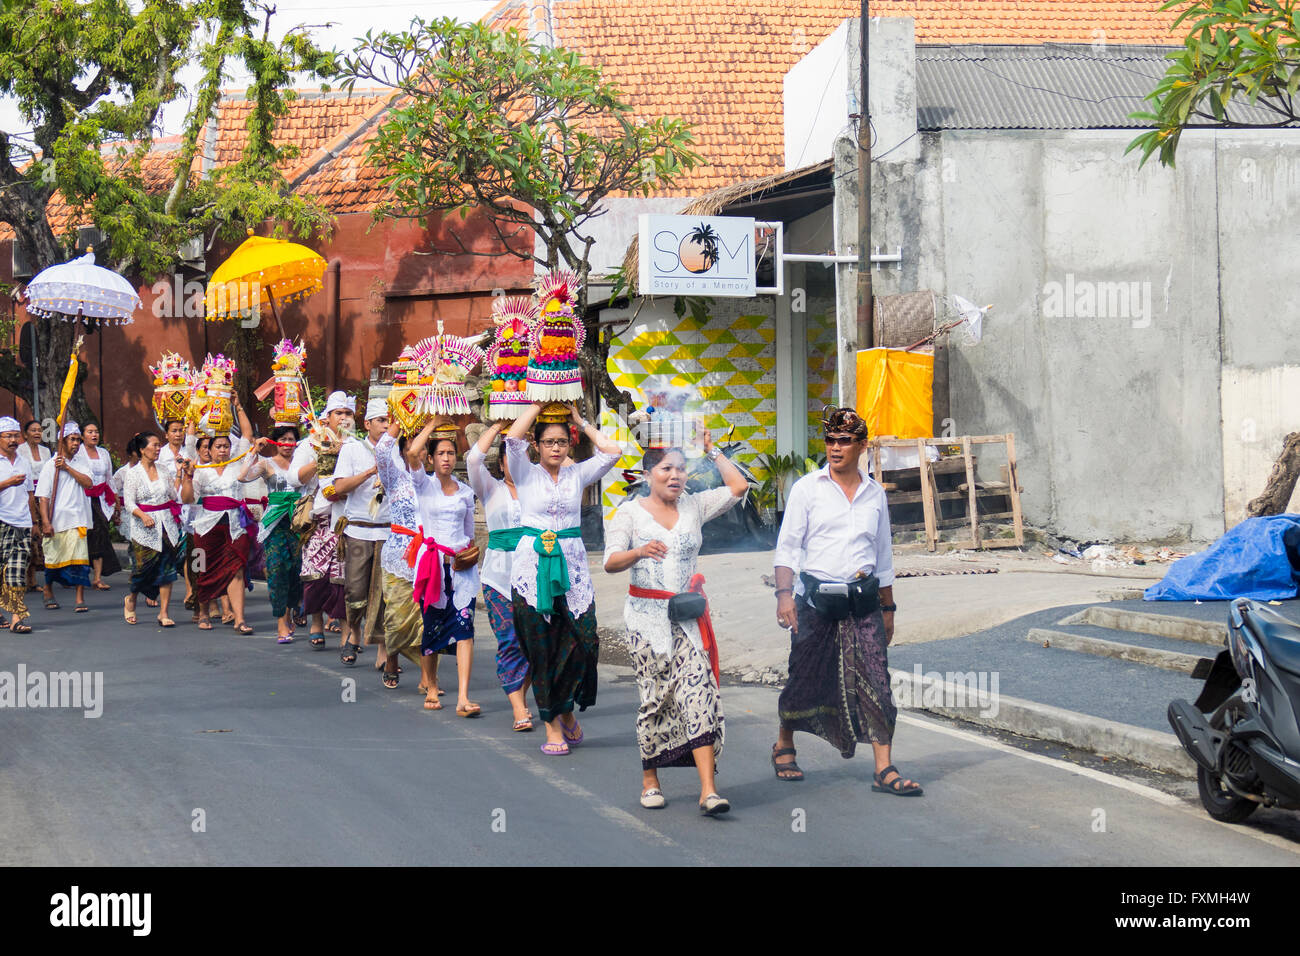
xmin=1027 ymin=627 xmax=1207 ymax=674
xmin=889 ymin=667 xmax=1196 ymax=777
xmin=1058 ymin=606 xmax=1226 ymax=646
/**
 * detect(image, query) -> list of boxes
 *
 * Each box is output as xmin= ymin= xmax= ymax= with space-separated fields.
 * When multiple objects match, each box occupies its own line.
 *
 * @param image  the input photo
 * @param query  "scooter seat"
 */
xmin=1247 ymin=603 xmax=1300 ymax=677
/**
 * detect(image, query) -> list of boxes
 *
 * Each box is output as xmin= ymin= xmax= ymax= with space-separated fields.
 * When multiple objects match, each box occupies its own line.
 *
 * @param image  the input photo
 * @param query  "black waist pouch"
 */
xmin=667 ymin=591 xmax=707 ymax=624
xmin=801 ymin=572 xmax=880 ymax=620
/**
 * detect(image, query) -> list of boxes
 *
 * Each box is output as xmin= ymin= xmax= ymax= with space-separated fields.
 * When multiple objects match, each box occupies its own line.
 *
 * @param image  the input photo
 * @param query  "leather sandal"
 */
xmin=872 ymin=764 xmax=923 ymax=797
xmin=771 ymin=744 xmax=804 ymax=781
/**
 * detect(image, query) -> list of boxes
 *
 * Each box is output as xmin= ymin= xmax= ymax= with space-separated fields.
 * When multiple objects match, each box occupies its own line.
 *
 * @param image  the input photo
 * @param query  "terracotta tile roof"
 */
xmin=482 ymin=0 xmax=1181 ymax=190
xmin=288 ymin=95 xmax=402 ymax=214
xmin=2 ymin=89 xmax=391 ymax=242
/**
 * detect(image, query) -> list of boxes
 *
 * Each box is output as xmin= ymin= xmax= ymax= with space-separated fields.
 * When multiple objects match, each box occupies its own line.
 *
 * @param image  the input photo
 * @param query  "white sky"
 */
xmin=1 ymin=0 xmax=499 ymax=154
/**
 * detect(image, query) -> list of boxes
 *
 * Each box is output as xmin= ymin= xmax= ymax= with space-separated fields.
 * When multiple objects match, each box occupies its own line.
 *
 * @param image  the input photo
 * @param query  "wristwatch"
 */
xmin=706 ymin=447 xmax=721 ymax=461
xmin=881 ymin=603 xmax=897 ymax=613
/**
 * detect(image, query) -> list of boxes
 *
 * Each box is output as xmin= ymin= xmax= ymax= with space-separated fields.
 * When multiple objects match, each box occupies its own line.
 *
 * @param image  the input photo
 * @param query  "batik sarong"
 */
xmin=264 ymin=521 xmax=303 ymax=619
xmin=511 ymin=591 xmax=599 ymax=724
xmin=301 ymin=517 xmax=344 ymax=618
xmin=86 ymin=505 xmax=122 ymax=578
xmin=42 ymin=528 xmax=91 ymax=588
xmin=629 ymin=624 xmax=724 ymax=770
xmin=0 ymin=521 xmax=31 ymax=617
xmin=484 ymin=585 xmax=529 ymax=694
xmin=421 ymin=595 xmax=475 ymax=656
xmin=381 ymin=571 xmax=424 ymax=664
xmin=130 ymin=539 xmax=180 ymax=601
xmin=193 ymin=524 xmax=249 ymax=604
xmin=777 ymin=600 xmax=896 ymax=757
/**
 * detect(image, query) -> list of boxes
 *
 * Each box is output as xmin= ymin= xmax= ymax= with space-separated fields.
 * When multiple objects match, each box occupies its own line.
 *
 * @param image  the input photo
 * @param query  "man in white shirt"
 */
xmin=0 ymin=417 xmax=38 ymax=631
xmin=770 ymin=406 xmax=920 ymax=796
xmin=332 ymin=397 xmax=391 ymax=666
xmin=36 ymin=421 xmax=95 ymax=612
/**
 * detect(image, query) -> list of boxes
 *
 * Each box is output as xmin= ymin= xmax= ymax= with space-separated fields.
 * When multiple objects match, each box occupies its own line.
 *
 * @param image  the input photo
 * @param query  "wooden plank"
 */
xmin=871 ymin=438 xmax=883 ymax=485
xmin=917 ymin=437 xmax=937 ymax=552
xmin=1005 ymin=432 xmax=1024 ymax=546
xmin=962 ymin=436 xmax=981 ymax=549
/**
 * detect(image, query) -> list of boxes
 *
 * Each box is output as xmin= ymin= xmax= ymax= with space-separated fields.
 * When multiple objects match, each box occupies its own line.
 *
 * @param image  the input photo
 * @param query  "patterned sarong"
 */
xmin=264 ymin=521 xmax=303 ymax=618
xmin=381 ymin=571 xmax=424 ymax=664
xmin=193 ymin=524 xmax=249 ymax=604
xmin=130 ymin=539 xmax=180 ymax=601
xmin=777 ymin=600 xmax=896 ymax=756
xmin=421 ymin=595 xmax=475 ymax=656
xmin=511 ymin=590 xmax=599 ymax=724
xmin=629 ymin=624 xmax=724 ymax=770
xmin=301 ymin=516 xmax=345 ymax=618
xmin=0 ymin=520 xmax=31 ymax=617
xmin=484 ymin=585 xmax=529 ymax=694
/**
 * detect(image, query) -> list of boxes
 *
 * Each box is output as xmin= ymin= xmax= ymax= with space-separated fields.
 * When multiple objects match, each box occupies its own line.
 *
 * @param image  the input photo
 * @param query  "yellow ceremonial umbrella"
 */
xmin=204 ymin=229 xmax=326 ymax=336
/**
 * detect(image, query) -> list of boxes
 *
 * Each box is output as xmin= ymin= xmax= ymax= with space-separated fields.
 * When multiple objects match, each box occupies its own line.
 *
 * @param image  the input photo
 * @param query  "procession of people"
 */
xmin=2 ymin=269 xmax=922 ymax=815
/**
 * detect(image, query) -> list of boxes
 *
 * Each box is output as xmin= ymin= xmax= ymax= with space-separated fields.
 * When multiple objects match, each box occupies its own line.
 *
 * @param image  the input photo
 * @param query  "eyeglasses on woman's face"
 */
xmin=539 ymin=438 xmax=570 ymax=449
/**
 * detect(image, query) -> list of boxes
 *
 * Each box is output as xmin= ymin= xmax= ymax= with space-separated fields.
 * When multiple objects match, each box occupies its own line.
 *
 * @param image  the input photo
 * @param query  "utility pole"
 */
xmin=856 ymin=1 xmax=873 ymax=350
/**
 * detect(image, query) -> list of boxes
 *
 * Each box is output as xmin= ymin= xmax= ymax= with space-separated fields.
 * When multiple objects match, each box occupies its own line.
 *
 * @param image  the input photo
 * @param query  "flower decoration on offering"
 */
xmin=149 ymin=352 xmax=194 ymax=428
xmin=410 ymin=322 xmax=485 ymax=417
xmin=188 ymin=353 xmax=238 ymax=437
xmin=526 ymin=269 xmax=585 ymax=402
xmin=387 ymin=346 xmax=428 ymax=436
xmin=270 ymin=339 xmax=307 ymax=425
xmin=486 ymin=296 xmax=539 ymax=420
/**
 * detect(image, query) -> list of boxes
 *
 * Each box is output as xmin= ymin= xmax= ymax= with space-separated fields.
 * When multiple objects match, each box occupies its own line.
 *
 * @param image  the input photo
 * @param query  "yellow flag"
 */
xmin=56 ymin=335 xmax=83 ymax=429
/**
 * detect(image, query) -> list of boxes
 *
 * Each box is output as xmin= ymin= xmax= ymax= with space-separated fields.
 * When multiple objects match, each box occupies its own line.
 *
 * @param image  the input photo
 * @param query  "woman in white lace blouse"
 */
xmin=604 ymin=432 xmax=747 ymax=815
xmin=122 ymin=432 xmax=184 ymax=627
xmin=503 ymin=402 xmax=621 ymax=755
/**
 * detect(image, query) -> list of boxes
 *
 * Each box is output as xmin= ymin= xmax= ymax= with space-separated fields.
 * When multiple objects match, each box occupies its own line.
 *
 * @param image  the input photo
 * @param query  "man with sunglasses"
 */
xmin=769 ymin=406 xmax=921 ymax=796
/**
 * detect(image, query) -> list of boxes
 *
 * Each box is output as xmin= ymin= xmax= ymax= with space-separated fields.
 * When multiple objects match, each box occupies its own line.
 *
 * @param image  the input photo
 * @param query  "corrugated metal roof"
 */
xmin=916 ymin=43 xmax=1288 ymax=130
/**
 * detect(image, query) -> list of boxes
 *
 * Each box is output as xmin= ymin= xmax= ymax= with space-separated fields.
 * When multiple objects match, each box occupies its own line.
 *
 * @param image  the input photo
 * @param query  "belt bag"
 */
xmin=800 ymin=572 xmax=880 ymax=621
xmin=452 ymin=544 xmax=480 ymax=572
xmin=667 ymin=591 xmax=707 ymax=623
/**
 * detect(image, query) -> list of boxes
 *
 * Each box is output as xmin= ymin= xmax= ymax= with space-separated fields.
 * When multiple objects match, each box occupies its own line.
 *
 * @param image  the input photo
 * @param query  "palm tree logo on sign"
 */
xmin=680 ymin=223 xmax=721 ymax=273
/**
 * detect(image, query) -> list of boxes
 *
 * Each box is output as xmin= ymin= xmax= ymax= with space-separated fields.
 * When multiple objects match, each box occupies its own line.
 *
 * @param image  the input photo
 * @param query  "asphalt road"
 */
xmin=3 ymin=584 xmax=1300 ymax=866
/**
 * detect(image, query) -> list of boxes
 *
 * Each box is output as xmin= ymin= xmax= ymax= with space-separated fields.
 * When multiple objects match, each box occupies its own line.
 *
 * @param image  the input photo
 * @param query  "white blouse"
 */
xmin=411 ymin=468 xmax=479 ymax=612
xmin=123 ymin=461 xmax=182 ymax=550
xmin=605 ymin=487 xmax=740 ymax=656
xmin=189 ymin=440 xmax=253 ymax=539
xmin=71 ymin=445 xmax=115 ymax=521
xmin=466 ymin=444 xmax=522 ymax=598
xmin=110 ymin=463 xmax=132 ymax=540
xmin=504 ymin=436 xmax=619 ymax=616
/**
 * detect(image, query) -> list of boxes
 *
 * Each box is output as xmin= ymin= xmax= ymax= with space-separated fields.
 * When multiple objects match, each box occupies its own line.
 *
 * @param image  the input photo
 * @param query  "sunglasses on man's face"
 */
xmin=824 ymin=435 xmax=860 ymax=447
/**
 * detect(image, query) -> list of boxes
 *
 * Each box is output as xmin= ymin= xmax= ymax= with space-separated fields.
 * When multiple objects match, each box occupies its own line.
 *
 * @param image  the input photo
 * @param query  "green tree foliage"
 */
xmin=1129 ymin=0 xmax=1300 ymax=167
xmin=0 ymin=0 xmax=338 ymax=423
xmin=339 ymin=17 xmax=702 ymax=413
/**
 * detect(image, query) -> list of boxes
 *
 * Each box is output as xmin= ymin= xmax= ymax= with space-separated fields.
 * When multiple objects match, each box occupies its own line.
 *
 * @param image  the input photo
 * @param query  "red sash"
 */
xmin=629 ymin=573 xmax=720 ymax=683
xmin=85 ymin=482 xmax=117 ymax=507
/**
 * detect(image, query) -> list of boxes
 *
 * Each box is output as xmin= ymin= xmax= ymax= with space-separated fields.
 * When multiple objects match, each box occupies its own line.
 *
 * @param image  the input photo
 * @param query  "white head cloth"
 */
xmin=61 ymin=421 xmax=81 ymax=438
xmin=364 ymin=397 xmax=387 ymax=421
xmin=0 ymin=417 xmax=19 ymax=433
xmin=323 ymin=391 xmax=356 ymax=416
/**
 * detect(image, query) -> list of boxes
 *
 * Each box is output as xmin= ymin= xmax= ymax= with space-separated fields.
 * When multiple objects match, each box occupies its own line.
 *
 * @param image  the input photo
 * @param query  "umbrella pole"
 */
xmin=266 ymin=291 xmax=286 ymax=340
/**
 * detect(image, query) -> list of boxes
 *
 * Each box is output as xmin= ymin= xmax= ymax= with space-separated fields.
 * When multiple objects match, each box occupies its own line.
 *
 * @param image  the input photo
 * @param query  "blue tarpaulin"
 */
xmin=1145 ymin=515 xmax=1300 ymax=602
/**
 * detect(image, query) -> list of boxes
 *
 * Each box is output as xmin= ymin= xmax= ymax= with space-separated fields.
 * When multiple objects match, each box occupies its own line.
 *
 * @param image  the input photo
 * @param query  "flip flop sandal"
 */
xmin=10 ymin=622 xmax=32 ymax=634
xmin=381 ymin=670 xmax=399 ymax=689
xmin=771 ymin=745 xmax=804 ymax=782
xmin=220 ymin=615 xmax=236 ymax=626
xmin=197 ymin=621 xmax=214 ymax=630
xmin=872 ymin=765 xmax=923 ymax=797
xmin=560 ymin=719 xmax=583 ymax=746
xmin=513 ymin=717 xmax=534 ymax=732
xmin=75 ymin=604 xmax=89 ymax=613
xmin=325 ymin=620 xmax=341 ymax=633
xmin=277 ymin=635 xmax=294 ymax=644
xmin=236 ymin=623 xmax=254 ymax=635
xmin=540 ymin=742 xmax=569 ymax=756
xmin=44 ymin=601 xmax=59 ymax=610
xmin=309 ymin=632 xmax=326 ymax=648
xmin=93 ymin=582 xmax=111 ymax=591
xmin=423 ymin=695 xmax=444 ymax=711
xmin=340 ymin=642 xmax=360 ymax=665
xmin=640 ymin=788 xmax=666 ymax=809
xmin=456 ymin=703 xmax=482 ymax=718
xmin=157 ymin=618 xmax=176 ymax=628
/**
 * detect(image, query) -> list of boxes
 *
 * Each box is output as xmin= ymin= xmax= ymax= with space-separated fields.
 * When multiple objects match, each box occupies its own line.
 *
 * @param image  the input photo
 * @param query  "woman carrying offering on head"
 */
xmin=503 ymin=402 xmax=622 ymax=755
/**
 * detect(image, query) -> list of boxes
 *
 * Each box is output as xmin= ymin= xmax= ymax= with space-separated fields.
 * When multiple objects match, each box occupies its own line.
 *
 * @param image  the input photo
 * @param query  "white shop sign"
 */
xmin=638 ymin=214 xmax=782 ymax=297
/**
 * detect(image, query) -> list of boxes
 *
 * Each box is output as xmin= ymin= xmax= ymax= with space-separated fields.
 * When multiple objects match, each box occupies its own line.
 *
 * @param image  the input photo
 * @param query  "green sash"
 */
xmin=490 ymin=525 xmax=582 ymax=615
xmin=260 ymin=489 xmax=300 ymax=534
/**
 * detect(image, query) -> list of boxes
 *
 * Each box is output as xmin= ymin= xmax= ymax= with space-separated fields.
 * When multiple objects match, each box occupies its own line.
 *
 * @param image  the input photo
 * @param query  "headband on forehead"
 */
xmin=821 ymin=404 xmax=868 ymax=439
